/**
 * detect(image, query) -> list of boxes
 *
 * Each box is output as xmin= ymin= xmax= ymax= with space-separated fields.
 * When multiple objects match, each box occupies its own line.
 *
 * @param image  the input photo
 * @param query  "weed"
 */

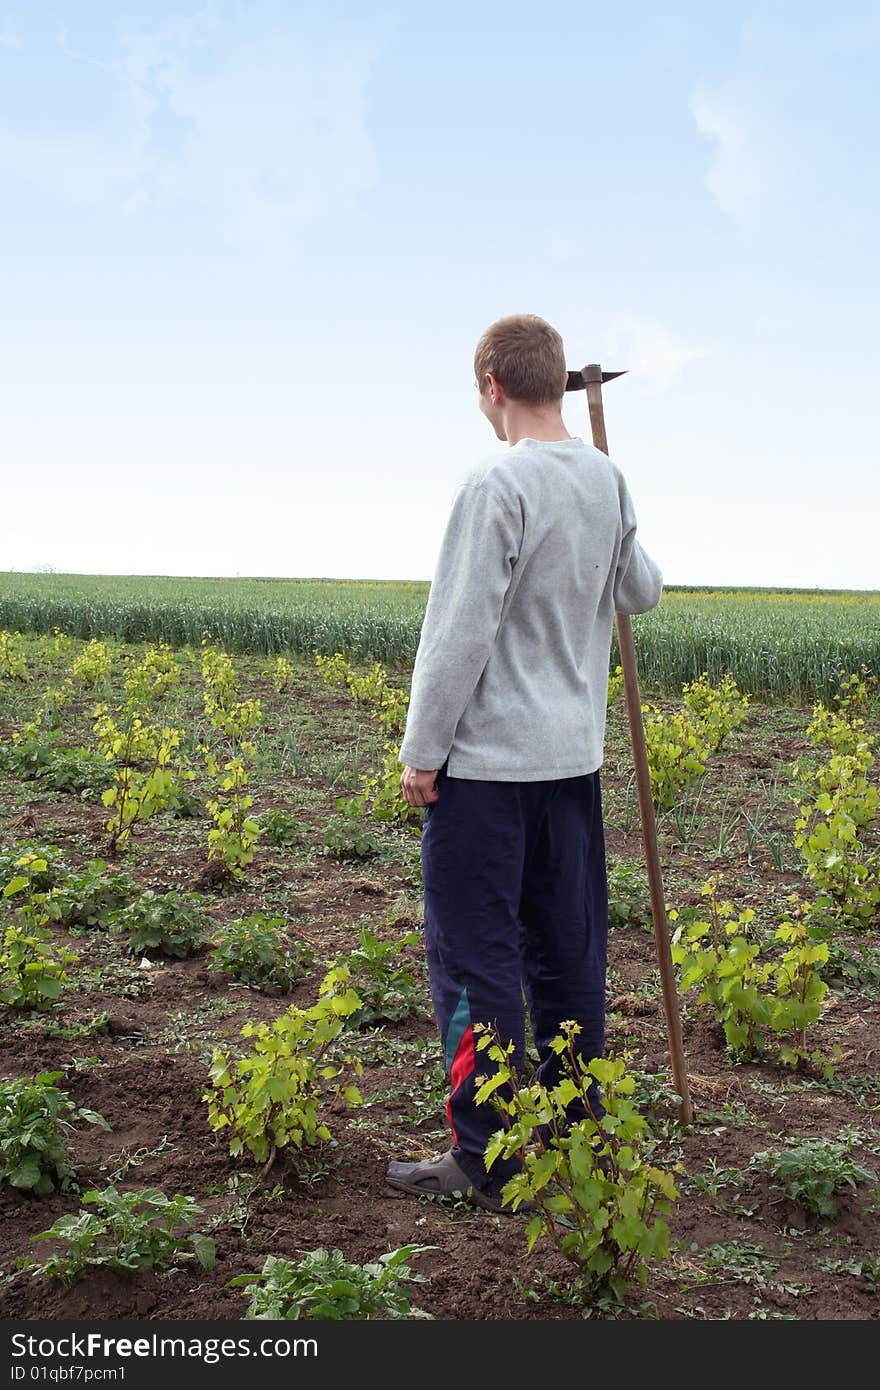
xmin=254 ymin=807 xmax=308 ymax=848
xmin=99 ymin=1135 xmax=177 ymax=1184
xmin=749 ymin=1135 xmax=877 ymax=1217
xmin=606 ymin=857 xmax=650 ymax=931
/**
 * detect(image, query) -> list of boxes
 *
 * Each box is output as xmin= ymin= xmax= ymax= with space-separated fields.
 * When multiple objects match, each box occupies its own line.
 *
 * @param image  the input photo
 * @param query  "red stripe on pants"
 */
xmin=445 ymin=1022 xmax=475 ymax=1144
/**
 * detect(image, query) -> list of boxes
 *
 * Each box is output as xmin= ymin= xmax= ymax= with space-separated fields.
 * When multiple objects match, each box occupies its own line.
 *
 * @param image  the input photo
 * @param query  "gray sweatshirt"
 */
xmin=398 ymin=435 xmax=663 ymax=780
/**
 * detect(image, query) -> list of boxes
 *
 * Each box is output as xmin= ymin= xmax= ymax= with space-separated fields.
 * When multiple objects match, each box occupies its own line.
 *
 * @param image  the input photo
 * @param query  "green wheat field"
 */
xmin=1 ymin=572 xmax=878 ymax=701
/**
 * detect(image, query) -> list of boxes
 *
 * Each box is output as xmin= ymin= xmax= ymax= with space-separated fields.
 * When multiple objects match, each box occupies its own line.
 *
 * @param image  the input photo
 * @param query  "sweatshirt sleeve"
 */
xmin=612 ymin=473 xmax=663 ymax=615
xmin=398 ymin=480 xmax=522 ymax=770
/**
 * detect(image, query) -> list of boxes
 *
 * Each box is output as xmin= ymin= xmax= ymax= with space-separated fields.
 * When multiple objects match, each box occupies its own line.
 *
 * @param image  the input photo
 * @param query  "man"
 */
xmin=386 ymin=314 xmax=663 ymax=1214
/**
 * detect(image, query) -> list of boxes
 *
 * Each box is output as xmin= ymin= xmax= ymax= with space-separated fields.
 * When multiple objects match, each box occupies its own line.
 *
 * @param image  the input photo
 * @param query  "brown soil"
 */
xmin=1 ymin=646 xmax=879 ymax=1322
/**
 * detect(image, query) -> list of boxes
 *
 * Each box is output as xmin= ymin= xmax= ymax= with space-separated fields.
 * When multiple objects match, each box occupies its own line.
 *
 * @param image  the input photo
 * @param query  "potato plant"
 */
xmin=0 ymin=1071 xmax=110 ymax=1197
xmin=207 ymin=912 xmax=312 ymax=990
xmin=30 ymin=1186 xmax=215 ymax=1285
xmin=1 ymin=865 xmax=78 ymax=1010
xmin=231 ymin=1245 xmax=433 ymax=1320
xmin=110 ymin=890 xmax=213 ymax=958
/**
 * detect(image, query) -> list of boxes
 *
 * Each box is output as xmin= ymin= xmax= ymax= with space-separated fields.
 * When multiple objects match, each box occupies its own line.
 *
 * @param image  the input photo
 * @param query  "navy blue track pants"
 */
xmin=420 ymin=760 xmax=609 ymax=1196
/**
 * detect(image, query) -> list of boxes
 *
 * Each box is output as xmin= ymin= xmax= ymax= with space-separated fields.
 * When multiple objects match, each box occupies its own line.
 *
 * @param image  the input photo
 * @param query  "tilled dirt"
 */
xmin=1 ymin=655 xmax=879 ymax=1321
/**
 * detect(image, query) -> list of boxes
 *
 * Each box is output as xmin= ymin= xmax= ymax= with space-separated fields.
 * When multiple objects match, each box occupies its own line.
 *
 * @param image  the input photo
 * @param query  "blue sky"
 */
xmin=2 ymin=1 xmax=878 ymax=587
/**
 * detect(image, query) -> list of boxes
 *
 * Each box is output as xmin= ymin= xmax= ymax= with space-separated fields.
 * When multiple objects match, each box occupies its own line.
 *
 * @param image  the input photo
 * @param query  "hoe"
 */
xmin=566 ymin=365 xmax=693 ymax=1124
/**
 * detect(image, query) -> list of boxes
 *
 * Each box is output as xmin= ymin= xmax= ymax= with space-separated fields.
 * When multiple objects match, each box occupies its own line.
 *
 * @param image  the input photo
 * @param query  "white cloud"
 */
xmin=138 ymin=26 xmax=380 ymax=245
xmin=690 ymin=83 xmax=770 ymax=221
xmin=606 ymin=315 xmax=704 ymax=393
xmin=0 ymin=13 xmax=382 ymax=245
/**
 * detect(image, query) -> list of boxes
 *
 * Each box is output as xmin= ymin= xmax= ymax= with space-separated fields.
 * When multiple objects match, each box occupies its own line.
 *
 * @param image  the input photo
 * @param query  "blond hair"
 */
xmin=474 ymin=314 xmax=568 ymax=406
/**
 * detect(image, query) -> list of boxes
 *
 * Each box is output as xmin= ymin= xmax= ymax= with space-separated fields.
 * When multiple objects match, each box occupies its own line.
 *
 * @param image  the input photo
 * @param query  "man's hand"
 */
xmin=400 ymin=765 xmax=440 ymax=808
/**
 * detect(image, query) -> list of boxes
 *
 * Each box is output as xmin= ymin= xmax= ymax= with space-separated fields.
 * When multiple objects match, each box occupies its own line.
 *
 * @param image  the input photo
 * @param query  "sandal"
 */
xmin=385 ymin=1148 xmax=530 ymax=1215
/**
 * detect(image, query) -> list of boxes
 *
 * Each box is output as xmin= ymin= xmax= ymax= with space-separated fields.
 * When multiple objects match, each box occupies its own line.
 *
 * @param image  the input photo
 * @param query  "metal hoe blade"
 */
xmin=566 ymin=367 xmax=627 ymax=392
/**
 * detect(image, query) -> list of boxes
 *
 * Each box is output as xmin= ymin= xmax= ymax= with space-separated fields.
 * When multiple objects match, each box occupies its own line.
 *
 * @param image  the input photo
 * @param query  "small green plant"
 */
xmin=0 ymin=629 xmax=29 ymax=680
xmin=356 ymin=742 xmax=423 ymax=826
xmin=670 ymin=876 xmax=830 ymax=1067
xmin=43 ymin=747 xmax=117 ymax=797
xmin=72 ymin=638 xmax=113 ymax=687
xmin=204 ymin=692 xmax=263 ymax=742
xmin=203 ymin=966 xmax=363 ymax=1173
xmin=200 ymin=640 xmax=262 ymax=742
xmin=0 ymin=736 xmax=59 ymax=782
xmin=625 ymin=1068 xmax=685 ymax=1142
xmin=766 ymin=898 xmax=832 ymax=1068
xmin=1 ymin=859 xmax=80 ymax=1007
xmin=45 ymin=860 xmax=138 ymax=932
xmin=93 ymin=704 xmax=191 ymax=854
xmin=313 ymin=650 xmax=352 ymax=687
xmin=207 ymin=913 xmax=312 ymax=991
xmin=200 ymin=639 xmax=239 ymax=706
xmin=34 ymin=676 xmax=76 ymax=727
xmin=315 ymin=652 xmax=409 ymax=736
xmin=474 ymin=1023 xmax=679 ymax=1302
xmin=230 ymin=1245 xmax=434 ymax=1319
xmin=110 ymin=890 xmax=212 ymax=959
xmin=255 ymin=807 xmax=308 ymax=848
xmin=793 ymin=676 xmax=880 ymax=927
xmin=682 ymin=1240 xmax=782 ymax=1293
xmin=346 ymin=661 xmax=392 ymax=708
xmin=0 ymin=736 xmax=115 ymax=797
xmin=833 ymin=666 xmax=878 ymax=719
xmin=749 ymin=1135 xmax=876 ymax=1218
xmin=607 ymin=664 xmax=624 ymax=706
xmin=30 ymin=1186 xmax=215 ymax=1285
xmin=819 ymin=1252 xmax=880 ymax=1292
xmin=6 ymin=674 xmax=75 ymax=750
xmin=682 ymin=671 xmax=750 ymax=752
xmin=816 ymin=931 xmax=880 ymax=994
xmin=322 ymin=806 xmax=382 ymax=860
xmin=0 ymin=1071 xmax=110 ymax=1196
xmin=313 ymin=652 xmax=416 ymax=822
xmin=47 ymin=627 xmax=74 ymax=658
xmin=794 ymin=771 xmax=880 ymax=927
xmin=670 ymin=877 xmax=769 ymax=1058
xmin=201 ymin=746 xmax=261 ymax=881
xmin=607 ymin=857 xmax=650 ymax=931
xmin=681 ymin=1160 xmax=749 ymax=1212
xmin=0 ymin=910 xmax=78 ymax=1011
xmin=332 ymin=926 xmax=424 ymax=1024
xmin=643 ymin=705 xmax=710 ymax=813
xmin=122 ymin=641 xmax=180 ymax=704
xmin=0 ymin=845 xmax=68 ymax=894
xmin=45 ymin=1011 xmax=112 ymax=1042
xmin=396 ymin=837 xmax=424 ymax=889
xmin=271 ymin=655 xmax=295 ymax=693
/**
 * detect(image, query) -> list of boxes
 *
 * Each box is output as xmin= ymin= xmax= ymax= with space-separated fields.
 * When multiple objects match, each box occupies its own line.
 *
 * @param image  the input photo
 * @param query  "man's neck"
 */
xmin=501 ymin=407 xmax=572 ymax=446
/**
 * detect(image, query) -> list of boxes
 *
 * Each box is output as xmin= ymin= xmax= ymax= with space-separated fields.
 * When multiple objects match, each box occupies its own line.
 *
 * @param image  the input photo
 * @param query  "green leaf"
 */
xmin=191 ymin=1234 xmax=216 ymax=1270
xmin=2 ymin=876 xmax=30 ymax=898
xmin=9 ymin=1155 xmax=43 ymax=1190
